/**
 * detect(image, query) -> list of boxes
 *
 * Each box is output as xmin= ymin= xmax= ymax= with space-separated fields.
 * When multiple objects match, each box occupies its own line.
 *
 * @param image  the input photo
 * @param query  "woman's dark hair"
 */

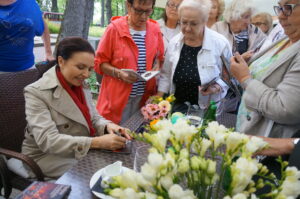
xmin=56 ymin=37 xmax=95 ymax=62
xmin=127 ymin=0 xmax=156 ymax=7
xmin=162 ymin=9 xmax=167 ymax=23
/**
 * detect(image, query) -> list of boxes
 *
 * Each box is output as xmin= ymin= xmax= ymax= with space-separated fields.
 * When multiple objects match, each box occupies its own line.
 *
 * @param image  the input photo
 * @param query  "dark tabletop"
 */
xmin=56 ymin=112 xmax=236 ymax=199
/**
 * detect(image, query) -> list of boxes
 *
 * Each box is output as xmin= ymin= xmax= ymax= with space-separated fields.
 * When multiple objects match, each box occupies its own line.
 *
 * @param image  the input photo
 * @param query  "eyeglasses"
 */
xmin=130 ymin=4 xmax=153 ymax=16
xmin=274 ymin=4 xmax=300 ymax=17
xmin=252 ymin=22 xmax=267 ymax=26
xmin=167 ymin=1 xmax=180 ymax=10
xmin=180 ymin=20 xmax=200 ymax=28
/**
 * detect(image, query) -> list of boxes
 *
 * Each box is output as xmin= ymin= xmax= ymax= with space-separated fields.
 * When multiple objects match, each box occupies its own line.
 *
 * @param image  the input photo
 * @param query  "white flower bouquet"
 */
xmin=103 ymin=114 xmax=300 ymax=199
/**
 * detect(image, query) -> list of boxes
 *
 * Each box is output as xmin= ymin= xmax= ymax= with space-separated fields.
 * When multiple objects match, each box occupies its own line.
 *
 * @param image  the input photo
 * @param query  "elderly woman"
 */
xmin=95 ymin=0 xmax=164 ymax=124
xmin=231 ymin=0 xmax=300 ymax=139
xmin=157 ymin=0 xmax=231 ymax=113
xmin=212 ymin=0 xmax=266 ymax=59
xmin=207 ymin=0 xmax=225 ymax=28
xmin=22 ymin=37 xmax=130 ymax=178
xmin=157 ymin=0 xmax=182 ymax=51
xmin=251 ymin=12 xmax=273 ymax=35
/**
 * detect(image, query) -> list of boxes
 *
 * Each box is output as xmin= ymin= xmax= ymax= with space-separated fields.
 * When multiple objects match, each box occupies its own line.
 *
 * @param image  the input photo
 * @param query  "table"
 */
xmin=56 ymin=112 xmax=236 ymax=199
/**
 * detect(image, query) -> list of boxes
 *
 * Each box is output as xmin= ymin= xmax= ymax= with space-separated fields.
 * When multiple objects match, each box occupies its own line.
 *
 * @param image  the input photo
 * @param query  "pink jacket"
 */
xmin=94 ymin=16 xmax=164 ymax=124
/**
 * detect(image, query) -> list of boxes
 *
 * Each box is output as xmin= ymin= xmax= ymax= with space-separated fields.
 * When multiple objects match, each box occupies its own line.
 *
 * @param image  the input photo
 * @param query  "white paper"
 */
xmin=121 ymin=69 xmax=160 ymax=81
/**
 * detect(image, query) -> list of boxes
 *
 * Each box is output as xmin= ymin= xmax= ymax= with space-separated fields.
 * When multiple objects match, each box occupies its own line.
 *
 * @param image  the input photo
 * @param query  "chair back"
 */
xmin=0 ymin=69 xmax=39 ymax=152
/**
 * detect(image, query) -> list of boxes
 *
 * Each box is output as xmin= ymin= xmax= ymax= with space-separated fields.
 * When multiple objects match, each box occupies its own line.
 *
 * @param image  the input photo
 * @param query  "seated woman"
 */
xmin=157 ymin=0 xmax=231 ymax=113
xmin=21 ymin=37 xmax=130 ymax=178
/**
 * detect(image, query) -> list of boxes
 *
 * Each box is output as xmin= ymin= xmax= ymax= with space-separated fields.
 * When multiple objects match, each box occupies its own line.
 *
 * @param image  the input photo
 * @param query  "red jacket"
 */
xmin=94 ymin=16 xmax=164 ymax=124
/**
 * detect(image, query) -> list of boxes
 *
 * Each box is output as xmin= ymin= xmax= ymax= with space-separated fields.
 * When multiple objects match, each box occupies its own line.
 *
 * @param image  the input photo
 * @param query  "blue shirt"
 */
xmin=0 ymin=0 xmax=44 ymax=72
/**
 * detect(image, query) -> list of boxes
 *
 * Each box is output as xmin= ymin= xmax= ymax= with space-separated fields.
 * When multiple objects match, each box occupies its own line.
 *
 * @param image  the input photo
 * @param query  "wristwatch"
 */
xmin=293 ymin=138 xmax=300 ymax=146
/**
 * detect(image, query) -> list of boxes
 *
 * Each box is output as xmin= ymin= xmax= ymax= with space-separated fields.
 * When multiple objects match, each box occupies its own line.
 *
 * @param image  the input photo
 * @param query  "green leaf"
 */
xmin=222 ymin=165 xmax=232 ymax=192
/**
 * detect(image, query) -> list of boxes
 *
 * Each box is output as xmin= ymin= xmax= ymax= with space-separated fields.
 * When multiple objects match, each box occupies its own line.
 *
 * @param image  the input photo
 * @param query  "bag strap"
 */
xmin=220 ymin=54 xmax=242 ymax=98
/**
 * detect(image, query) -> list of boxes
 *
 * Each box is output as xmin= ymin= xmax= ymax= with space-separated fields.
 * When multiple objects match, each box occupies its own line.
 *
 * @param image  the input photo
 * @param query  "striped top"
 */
xmin=233 ymin=29 xmax=249 ymax=54
xmin=129 ymin=29 xmax=147 ymax=97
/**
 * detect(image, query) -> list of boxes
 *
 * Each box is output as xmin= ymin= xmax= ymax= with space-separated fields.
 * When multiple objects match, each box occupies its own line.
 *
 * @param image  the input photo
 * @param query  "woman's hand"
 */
xmin=230 ymin=52 xmax=251 ymax=83
xmin=106 ymin=123 xmax=131 ymax=140
xmin=119 ymin=70 xmax=138 ymax=84
xmin=91 ymin=134 xmax=127 ymax=150
xmin=199 ymin=84 xmax=221 ymax=96
xmin=241 ymin=50 xmax=254 ymax=62
xmin=255 ymin=137 xmax=295 ymax=157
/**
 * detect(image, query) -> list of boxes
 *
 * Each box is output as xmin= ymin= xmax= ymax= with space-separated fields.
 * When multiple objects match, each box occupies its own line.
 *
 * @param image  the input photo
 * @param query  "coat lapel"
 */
xmin=260 ymin=39 xmax=300 ymax=81
xmin=39 ymin=67 xmax=89 ymax=129
xmin=50 ymin=87 xmax=89 ymax=129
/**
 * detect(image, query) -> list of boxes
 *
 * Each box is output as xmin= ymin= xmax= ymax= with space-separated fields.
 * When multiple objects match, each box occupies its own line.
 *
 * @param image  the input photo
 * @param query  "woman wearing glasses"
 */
xmin=212 ymin=0 xmax=266 ymax=60
xmin=94 ymin=0 xmax=164 ymax=124
xmin=157 ymin=0 xmax=231 ymax=113
xmin=231 ymin=0 xmax=300 ymax=138
xmin=157 ymin=0 xmax=182 ymax=51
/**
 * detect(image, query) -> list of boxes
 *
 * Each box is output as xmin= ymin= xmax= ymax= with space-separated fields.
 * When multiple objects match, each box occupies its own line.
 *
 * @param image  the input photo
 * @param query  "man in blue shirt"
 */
xmin=0 ymin=0 xmax=54 ymax=72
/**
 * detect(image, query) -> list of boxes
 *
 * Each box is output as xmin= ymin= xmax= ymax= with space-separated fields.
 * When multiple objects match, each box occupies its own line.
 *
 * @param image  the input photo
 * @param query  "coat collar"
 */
xmin=250 ymin=38 xmax=300 ymax=81
xmin=37 ymin=66 xmax=89 ymax=129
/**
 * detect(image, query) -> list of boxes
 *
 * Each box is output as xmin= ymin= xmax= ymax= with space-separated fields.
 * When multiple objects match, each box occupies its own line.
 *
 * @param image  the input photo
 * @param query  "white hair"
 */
xmin=178 ymin=0 xmax=212 ymax=22
xmin=223 ymin=0 xmax=255 ymax=22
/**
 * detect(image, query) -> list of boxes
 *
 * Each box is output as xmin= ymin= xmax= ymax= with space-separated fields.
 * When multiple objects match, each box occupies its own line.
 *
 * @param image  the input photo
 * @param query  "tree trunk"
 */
xmin=106 ymin=0 xmax=112 ymax=24
xmin=55 ymin=0 xmax=95 ymax=52
xmin=101 ymin=0 xmax=105 ymax=27
xmin=51 ymin=0 xmax=58 ymax=12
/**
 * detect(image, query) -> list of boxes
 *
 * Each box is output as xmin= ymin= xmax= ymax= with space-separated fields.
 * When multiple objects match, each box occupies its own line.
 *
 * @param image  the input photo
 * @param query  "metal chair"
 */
xmin=0 ymin=68 xmax=46 ymax=199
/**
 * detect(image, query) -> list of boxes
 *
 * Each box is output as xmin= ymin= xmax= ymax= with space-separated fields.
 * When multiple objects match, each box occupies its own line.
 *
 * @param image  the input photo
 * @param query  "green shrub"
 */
xmin=46 ymin=20 xmax=61 ymax=34
xmin=89 ymin=26 xmax=106 ymax=37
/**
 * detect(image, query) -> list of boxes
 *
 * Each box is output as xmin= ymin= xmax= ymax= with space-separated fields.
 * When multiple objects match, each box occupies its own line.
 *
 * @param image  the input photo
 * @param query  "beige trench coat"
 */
xmin=22 ymin=67 xmax=111 ymax=178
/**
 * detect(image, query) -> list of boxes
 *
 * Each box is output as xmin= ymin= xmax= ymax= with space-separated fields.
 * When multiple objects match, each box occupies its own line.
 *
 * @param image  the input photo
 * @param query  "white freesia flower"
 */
xmin=144 ymin=191 xmax=157 ymax=199
xmin=206 ymin=122 xmax=227 ymax=149
xmin=279 ymin=167 xmax=300 ymax=198
xmin=171 ymin=119 xmax=198 ymax=143
xmin=207 ymin=159 xmax=216 ymax=176
xmin=122 ymin=188 xmax=140 ymax=199
xmin=178 ymin=158 xmax=190 ymax=173
xmin=135 ymin=172 xmax=152 ymax=191
xmin=159 ymin=174 xmax=174 ymax=190
xmin=231 ymin=157 xmax=259 ymax=195
xmin=122 ymin=170 xmax=139 ymax=191
xmin=154 ymin=119 xmax=173 ymax=131
xmin=168 ymin=184 xmax=185 ymax=199
xmin=224 ymin=193 xmax=248 ymax=199
xmin=148 ymin=152 xmax=163 ymax=169
xmin=226 ymin=132 xmax=248 ymax=152
xmin=200 ymin=138 xmax=212 ymax=156
xmin=141 ymin=163 xmax=157 ymax=182
xmin=109 ymin=188 xmax=124 ymax=198
xmin=245 ymin=136 xmax=268 ymax=154
xmin=180 ymin=148 xmax=189 ymax=159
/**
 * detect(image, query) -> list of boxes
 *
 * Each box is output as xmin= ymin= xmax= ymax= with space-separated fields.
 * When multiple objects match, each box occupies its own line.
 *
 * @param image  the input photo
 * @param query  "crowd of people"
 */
xmin=1 ymin=0 xmax=300 ymax=179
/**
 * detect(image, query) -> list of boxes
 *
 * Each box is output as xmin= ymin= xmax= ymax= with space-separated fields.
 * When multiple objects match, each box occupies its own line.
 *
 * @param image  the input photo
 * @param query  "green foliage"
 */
xmin=86 ymin=71 xmax=99 ymax=94
xmin=89 ymin=26 xmax=106 ymax=37
xmin=150 ymin=7 xmax=165 ymax=20
xmin=46 ymin=20 xmax=60 ymax=34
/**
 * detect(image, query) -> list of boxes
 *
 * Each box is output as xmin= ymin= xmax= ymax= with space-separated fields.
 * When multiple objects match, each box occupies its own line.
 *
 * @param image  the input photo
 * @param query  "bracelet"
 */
xmin=117 ymin=70 xmax=121 ymax=80
xmin=112 ymin=67 xmax=115 ymax=77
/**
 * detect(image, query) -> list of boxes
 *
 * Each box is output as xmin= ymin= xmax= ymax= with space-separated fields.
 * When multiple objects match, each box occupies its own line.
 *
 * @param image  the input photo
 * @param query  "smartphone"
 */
xmin=201 ymin=77 xmax=218 ymax=92
xmin=101 ymin=140 xmax=133 ymax=154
